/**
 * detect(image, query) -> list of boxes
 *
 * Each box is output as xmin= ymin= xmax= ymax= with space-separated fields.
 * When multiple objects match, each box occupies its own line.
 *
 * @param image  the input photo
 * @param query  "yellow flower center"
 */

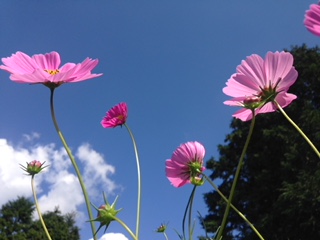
xmin=45 ymin=69 xmax=60 ymax=75
xmin=117 ymin=115 xmax=124 ymax=120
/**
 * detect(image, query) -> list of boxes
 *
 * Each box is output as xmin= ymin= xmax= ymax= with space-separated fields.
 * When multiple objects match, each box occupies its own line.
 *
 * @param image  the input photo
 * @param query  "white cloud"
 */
xmin=89 ymin=233 xmax=129 ymax=240
xmin=77 ymin=143 xmax=117 ymax=198
xmin=0 ymin=136 xmax=118 ymax=225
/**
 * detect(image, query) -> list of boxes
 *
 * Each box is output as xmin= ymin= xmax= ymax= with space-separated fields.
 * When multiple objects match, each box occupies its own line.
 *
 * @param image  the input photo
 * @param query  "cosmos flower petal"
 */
xmin=277 ymin=67 xmax=298 ymax=92
xmin=275 ymin=92 xmax=297 ymax=109
xmin=264 ymin=51 xmax=297 ymax=87
xmin=237 ymin=54 xmax=266 ymax=87
xmin=232 ymin=108 xmax=254 ymax=121
xmin=223 ymin=75 xmax=260 ymax=97
xmin=304 ymin=3 xmax=320 ymax=37
xmin=224 ymin=97 xmax=247 ymax=107
xmin=59 ymin=63 xmax=76 ymax=72
xmin=66 ymin=58 xmax=102 ymax=82
xmin=256 ymin=102 xmax=276 ymax=114
xmin=0 ymin=51 xmax=37 ymax=74
xmin=32 ymin=51 xmax=61 ymax=70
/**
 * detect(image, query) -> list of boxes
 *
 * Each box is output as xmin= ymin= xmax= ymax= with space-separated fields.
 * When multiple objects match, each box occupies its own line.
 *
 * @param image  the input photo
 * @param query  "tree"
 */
xmin=202 ymin=44 xmax=320 ymax=240
xmin=0 ymin=196 xmax=80 ymax=240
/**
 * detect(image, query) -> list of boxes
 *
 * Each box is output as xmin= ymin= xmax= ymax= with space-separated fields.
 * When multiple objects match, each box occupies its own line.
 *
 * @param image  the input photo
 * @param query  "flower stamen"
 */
xmin=45 ymin=69 xmax=60 ymax=75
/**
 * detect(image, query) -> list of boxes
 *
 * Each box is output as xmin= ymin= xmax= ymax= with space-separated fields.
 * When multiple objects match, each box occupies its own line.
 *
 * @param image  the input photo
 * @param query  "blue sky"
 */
xmin=0 ymin=1 xmax=319 ymax=240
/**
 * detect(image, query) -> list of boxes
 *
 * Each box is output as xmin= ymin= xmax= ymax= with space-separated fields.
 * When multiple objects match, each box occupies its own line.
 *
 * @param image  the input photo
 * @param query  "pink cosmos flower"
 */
xmin=223 ymin=51 xmax=298 ymax=121
xmin=0 ymin=51 xmax=102 ymax=88
xmin=101 ymin=102 xmax=128 ymax=128
xmin=304 ymin=3 xmax=320 ymax=37
xmin=166 ymin=141 xmax=206 ymax=188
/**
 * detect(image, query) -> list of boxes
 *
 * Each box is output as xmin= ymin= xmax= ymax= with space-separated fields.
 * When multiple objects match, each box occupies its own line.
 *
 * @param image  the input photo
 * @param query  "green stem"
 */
xmin=274 ymin=100 xmax=320 ymax=158
xmin=114 ymin=216 xmax=138 ymax=240
xmin=188 ymin=187 xmax=196 ymax=240
xmin=182 ymin=185 xmax=196 ymax=240
xmin=163 ymin=232 xmax=169 ymax=240
xmin=203 ymin=174 xmax=265 ymax=240
xmin=216 ymin=111 xmax=256 ymax=239
xmin=49 ymin=88 xmax=97 ymax=239
xmin=31 ymin=175 xmax=52 ymax=240
xmin=124 ymin=123 xmax=142 ymax=239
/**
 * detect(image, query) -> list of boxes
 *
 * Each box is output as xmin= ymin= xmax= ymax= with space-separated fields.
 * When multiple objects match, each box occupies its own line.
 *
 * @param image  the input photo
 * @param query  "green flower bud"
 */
xmin=20 ymin=160 xmax=48 ymax=176
xmin=190 ymin=176 xmax=205 ymax=186
xmin=90 ymin=194 xmax=122 ymax=236
xmin=155 ymin=223 xmax=168 ymax=233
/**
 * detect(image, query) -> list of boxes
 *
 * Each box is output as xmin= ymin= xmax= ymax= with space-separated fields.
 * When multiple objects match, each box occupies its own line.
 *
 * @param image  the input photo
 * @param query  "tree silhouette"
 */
xmin=0 ymin=196 xmax=80 ymax=240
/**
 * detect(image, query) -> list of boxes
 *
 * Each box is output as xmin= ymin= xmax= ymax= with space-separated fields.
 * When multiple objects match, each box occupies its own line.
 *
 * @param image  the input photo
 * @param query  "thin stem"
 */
xmin=163 ymin=232 xmax=169 ymax=240
xmin=188 ymin=187 xmax=196 ymax=240
xmin=182 ymin=185 xmax=197 ymax=240
xmin=216 ymin=112 xmax=256 ymax=239
xmin=274 ymin=100 xmax=320 ymax=158
xmin=49 ymin=88 xmax=97 ymax=239
xmin=31 ymin=175 xmax=52 ymax=240
xmin=203 ymin=174 xmax=265 ymax=240
xmin=113 ymin=216 xmax=138 ymax=240
xmin=124 ymin=123 xmax=142 ymax=239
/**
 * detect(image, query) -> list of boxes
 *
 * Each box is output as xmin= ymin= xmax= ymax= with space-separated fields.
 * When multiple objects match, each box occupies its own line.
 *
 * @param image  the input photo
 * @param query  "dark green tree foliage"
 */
xmin=0 ymin=196 xmax=34 ymax=240
xmin=202 ymin=45 xmax=320 ymax=240
xmin=0 ymin=197 xmax=80 ymax=240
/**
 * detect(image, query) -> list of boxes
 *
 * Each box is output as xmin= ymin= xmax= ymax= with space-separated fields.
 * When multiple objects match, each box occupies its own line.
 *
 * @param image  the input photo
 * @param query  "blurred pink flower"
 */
xmin=166 ymin=141 xmax=205 ymax=188
xmin=0 ymin=51 xmax=102 ymax=88
xmin=223 ymin=51 xmax=298 ymax=121
xmin=304 ymin=3 xmax=320 ymax=37
xmin=101 ymin=102 xmax=128 ymax=128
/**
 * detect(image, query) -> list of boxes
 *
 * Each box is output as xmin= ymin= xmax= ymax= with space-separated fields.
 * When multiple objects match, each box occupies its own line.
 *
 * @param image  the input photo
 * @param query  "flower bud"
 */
xmin=190 ymin=176 xmax=205 ymax=186
xmin=20 ymin=160 xmax=47 ymax=176
xmin=155 ymin=223 xmax=168 ymax=233
xmin=90 ymin=195 xmax=122 ymax=236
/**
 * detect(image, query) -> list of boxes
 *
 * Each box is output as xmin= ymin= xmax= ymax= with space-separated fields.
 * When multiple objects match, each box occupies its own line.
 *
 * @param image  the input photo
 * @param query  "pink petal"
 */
xmin=264 ymin=51 xmax=296 ymax=87
xmin=304 ymin=4 xmax=320 ymax=37
xmin=232 ymin=108 xmax=254 ymax=121
xmin=0 ymin=52 xmax=37 ymax=74
xmin=237 ymin=54 xmax=266 ymax=87
xmin=32 ymin=52 xmax=61 ymax=70
xmin=223 ymin=75 xmax=259 ymax=97
xmin=275 ymin=92 xmax=297 ymax=109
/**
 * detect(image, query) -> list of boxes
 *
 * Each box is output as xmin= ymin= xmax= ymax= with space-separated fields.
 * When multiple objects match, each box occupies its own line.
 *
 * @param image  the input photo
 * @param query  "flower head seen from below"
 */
xmin=20 ymin=160 xmax=48 ymax=176
xmin=223 ymin=51 xmax=298 ymax=121
xmin=101 ymin=102 xmax=128 ymax=128
xmin=166 ymin=141 xmax=206 ymax=188
xmin=304 ymin=3 xmax=320 ymax=37
xmin=0 ymin=51 xmax=102 ymax=89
